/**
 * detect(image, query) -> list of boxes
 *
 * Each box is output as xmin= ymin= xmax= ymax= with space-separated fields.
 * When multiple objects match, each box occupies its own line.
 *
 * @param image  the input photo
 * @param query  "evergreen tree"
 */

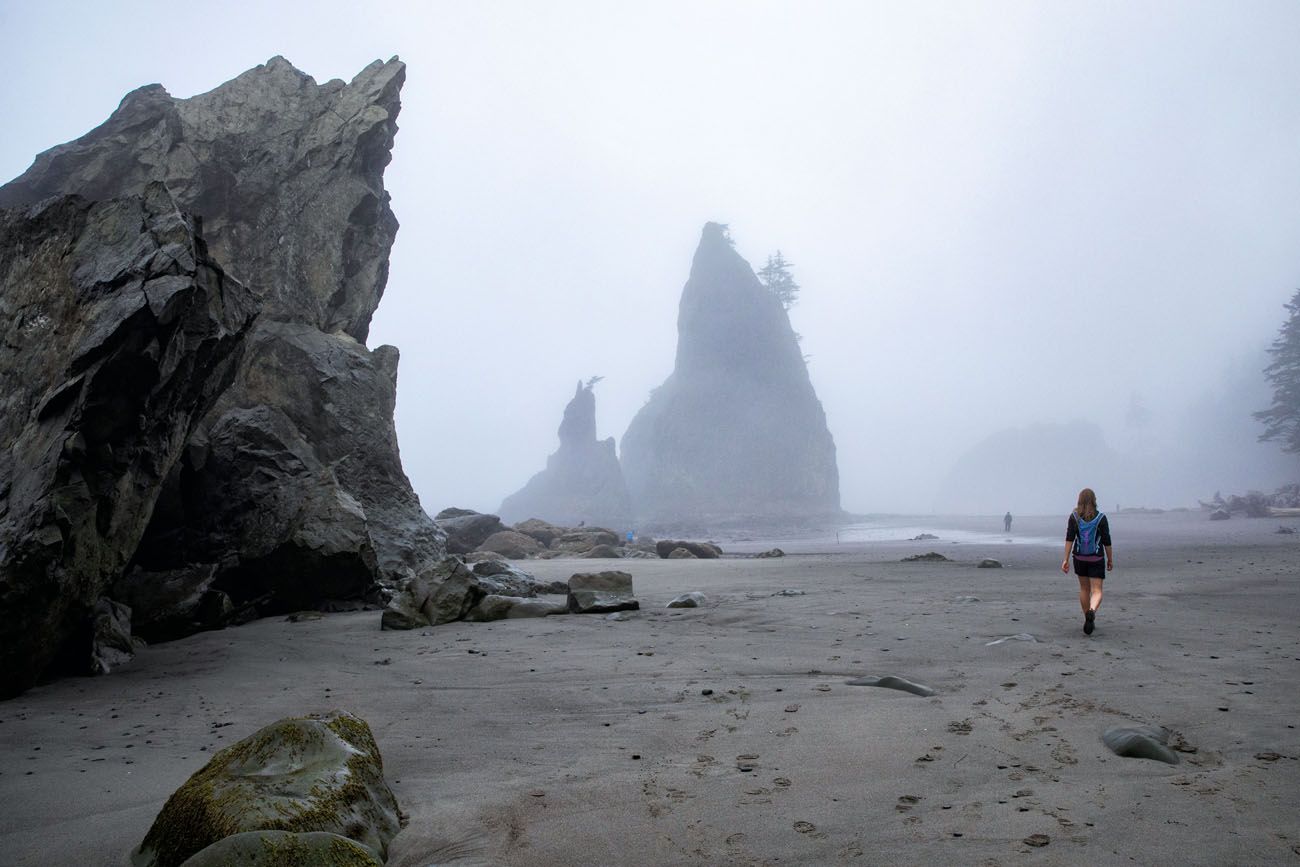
xmin=758 ymin=250 xmax=800 ymax=309
xmin=1256 ymin=288 xmax=1300 ymax=454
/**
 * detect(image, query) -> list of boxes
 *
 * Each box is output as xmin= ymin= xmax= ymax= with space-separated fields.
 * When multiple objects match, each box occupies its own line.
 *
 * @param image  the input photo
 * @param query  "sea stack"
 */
xmin=499 ymin=380 xmax=632 ymax=528
xmin=620 ymin=223 xmax=840 ymax=525
xmin=0 ymin=58 xmax=443 ymax=695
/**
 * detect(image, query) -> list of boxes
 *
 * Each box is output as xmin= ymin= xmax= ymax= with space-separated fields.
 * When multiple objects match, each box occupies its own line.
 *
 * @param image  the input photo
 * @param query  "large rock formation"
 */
xmin=0 ymin=58 xmax=443 ymax=692
xmin=620 ymin=223 xmax=840 ymax=524
xmin=499 ymin=380 xmax=632 ymax=528
xmin=0 ymin=186 xmax=256 ymax=697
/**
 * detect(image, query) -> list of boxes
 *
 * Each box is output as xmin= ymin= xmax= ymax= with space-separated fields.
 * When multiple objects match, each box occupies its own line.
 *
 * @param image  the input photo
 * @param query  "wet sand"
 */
xmin=1 ymin=512 xmax=1298 ymax=865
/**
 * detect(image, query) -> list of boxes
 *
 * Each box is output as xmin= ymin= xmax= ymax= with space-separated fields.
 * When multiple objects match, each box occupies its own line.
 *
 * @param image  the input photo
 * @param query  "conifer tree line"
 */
xmin=1257 ymin=288 xmax=1300 ymax=455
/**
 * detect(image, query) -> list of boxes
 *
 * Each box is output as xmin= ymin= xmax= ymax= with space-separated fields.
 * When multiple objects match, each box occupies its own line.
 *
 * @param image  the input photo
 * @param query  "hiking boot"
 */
xmin=1084 ymin=609 xmax=1095 ymax=635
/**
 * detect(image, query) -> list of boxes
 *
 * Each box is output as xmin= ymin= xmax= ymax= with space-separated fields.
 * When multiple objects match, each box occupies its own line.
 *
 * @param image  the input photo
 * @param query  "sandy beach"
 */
xmin=1 ymin=511 xmax=1297 ymax=866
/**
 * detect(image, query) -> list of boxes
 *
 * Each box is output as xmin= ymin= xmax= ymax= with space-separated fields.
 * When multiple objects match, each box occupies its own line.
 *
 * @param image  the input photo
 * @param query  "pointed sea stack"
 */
xmin=500 ymin=381 xmax=631 ymax=527
xmin=620 ymin=223 xmax=840 ymax=525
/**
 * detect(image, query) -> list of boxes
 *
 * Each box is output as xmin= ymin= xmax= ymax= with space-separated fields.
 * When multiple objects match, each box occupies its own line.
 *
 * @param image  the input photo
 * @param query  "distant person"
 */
xmin=626 ymin=530 xmax=634 ymax=544
xmin=1004 ymin=511 xmax=1013 ymax=533
xmin=1061 ymin=487 xmax=1113 ymax=635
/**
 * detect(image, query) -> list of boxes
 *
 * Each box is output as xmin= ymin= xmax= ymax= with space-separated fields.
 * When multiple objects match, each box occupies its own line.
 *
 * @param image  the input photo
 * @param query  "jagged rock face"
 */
xmin=620 ymin=223 xmax=840 ymax=523
xmin=500 ymin=381 xmax=632 ymax=527
xmin=0 ymin=56 xmax=400 ymax=341
xmin=0 ymin=57 xmax=444 ymax=645
xmin=0 ymin=186 xmax=256 ymax=697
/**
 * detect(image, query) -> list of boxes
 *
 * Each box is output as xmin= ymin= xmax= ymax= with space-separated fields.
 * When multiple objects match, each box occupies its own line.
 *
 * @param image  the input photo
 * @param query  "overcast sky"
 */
xmin=3 ymin=1 xmax=1298 ymax=514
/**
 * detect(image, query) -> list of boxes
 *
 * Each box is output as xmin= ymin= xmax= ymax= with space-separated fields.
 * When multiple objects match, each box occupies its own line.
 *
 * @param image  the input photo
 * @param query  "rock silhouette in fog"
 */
xmin=620 ymin=223 xmax=840 ymax=524
xmin=500 ymin=380 xmax=632 ymax=528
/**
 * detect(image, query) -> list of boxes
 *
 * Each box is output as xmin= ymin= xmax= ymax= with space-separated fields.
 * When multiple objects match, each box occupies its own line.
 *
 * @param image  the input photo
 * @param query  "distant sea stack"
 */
xmin=500 ymin=380 xmax=632 ymax=527
xmin=0 ymin=57 xmax=443 ymax=696
xmin=620 ymin=223 xmax=840 ymax=525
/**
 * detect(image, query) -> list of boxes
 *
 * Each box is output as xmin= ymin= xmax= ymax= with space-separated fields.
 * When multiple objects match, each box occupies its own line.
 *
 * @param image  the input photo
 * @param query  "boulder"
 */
xmin=466 ymin=595 xmax=568 ymax=621
xmin=581 ymin=544 xmax=622 ymax=559
xmin=756 ymin=548 xmax=786 ymax=558
xmin=667 ymin=592 xmax=707 ymax=608
xmin=667 ymin=547 xmax=697 ymax=559
xmin=111 ymin=564 xmax=225 ymax=642
xmin=435 ymin=507 xmax=479 ymax=520
xmin=435 ymin=512 xmax=505 ymax=554
xmin=513 ymin=518 xmax=565 ymax=547
xmin=499 ymin=381 xmax=632 ymax=527
xmin=0 ymin=187 xmax=256 ymax=697
xmin=475 ymin=529 xmax=543 ymax=560
xmin=553 ymin=528 xmax=621 ymax=553
xmin=977 ymin=559 xmax=1003 ymax=568
xmin=656 ymin=539 xmax=721 ymax=559
xmin=90 ymin=598 xmax=136 ymax=675
xmin=131 ymin=711 xmax=400 ymax=867
xmin=620 ymin=223 xmax=840 ymax=523
xmin=1209 ymin=509 xmax=1231 ymax=521
xmin=177 ymin=831 xmax=382 ymax=867
xmin=567 ymin=571 xmax=639 ymax=614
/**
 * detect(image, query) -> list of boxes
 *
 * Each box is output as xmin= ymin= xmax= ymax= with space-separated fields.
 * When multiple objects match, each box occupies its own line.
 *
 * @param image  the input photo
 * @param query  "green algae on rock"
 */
xmin=131 ymin=711 xmax=400 ymax=867
xmin=177 ymin=830 xmax=382 ymax=866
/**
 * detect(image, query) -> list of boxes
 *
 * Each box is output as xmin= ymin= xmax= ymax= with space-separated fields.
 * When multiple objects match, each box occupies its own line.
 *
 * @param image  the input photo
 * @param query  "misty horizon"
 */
xmin=2 ymin=1 xmax=1296 ymax=518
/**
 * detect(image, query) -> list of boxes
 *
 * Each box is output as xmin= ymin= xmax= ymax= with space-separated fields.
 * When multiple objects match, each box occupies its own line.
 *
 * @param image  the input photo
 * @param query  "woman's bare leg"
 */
xmin=1076 ymin=574 xmax=1091 ymax=612
xmin=1089 ymin=578 xmax=1104 ymax=613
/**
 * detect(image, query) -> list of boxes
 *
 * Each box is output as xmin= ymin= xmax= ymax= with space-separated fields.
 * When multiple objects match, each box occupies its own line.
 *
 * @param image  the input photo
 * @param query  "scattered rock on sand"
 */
xmin=176 ymin=830 xmax=382 ymax=866
xmin=911 ymin=533 xmax=939 ymax=541
xmin=668 ymin=547 xmax=698 ymax=559
xmin=667 ymin=592 xmax=707 ymax=608
xmin=1209 ymin=509 xmax=1231 ymax=521
xmin=475 ymin=530 xmax=544 ymax=559
xmin=1278 ymin=525 xmax=1296 ymax=534
xmin=1101 ymin=725 xmax=1181 ymax=764
xmin=985 ymin=633 xmax=1037 ymax=646
xmin=756 ymin=548 xmax=786 ymax=558
xmin=568 ymin=571 xmax=639 ymax=614
xmin=844 ymin=675 xmax=936 ymax=697
xmin=656 ymin=540 xmax=722 ymax=559
xmin=902 ymin=552 xmax=949 ymax=562
xmin=773 ymin=589 xmax=806 ymax=597
xmin=132 ymin=711 xmax=400 ymax=867
xmin=953 ymin=596 xmax=981 ymax=603
xmin=977 ymin=558 xmax=1002 ymax=568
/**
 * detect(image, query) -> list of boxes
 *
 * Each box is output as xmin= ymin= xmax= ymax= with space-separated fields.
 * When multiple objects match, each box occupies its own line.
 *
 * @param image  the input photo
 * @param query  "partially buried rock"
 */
xmin=977 ymin=558 xmax=1002 ymax=568
xmin=467 ymin=595 xmax=568 ymax=621
xmin=1209 ymin=509 xmax=1230 ymax=521
xmin=667 ymin=592 xmax=706 ymax=608
xmin=1101 ymin=725 xmax=1180 ymax=765
xmin=902 ymin=551 xmax=949 ymax=562
xmin=667 ymin=547 xmax=697 ymax=559
xmin=177 ymin=830 xmax=381 ymax=866
xmin=568 ymin=571 xmax=639 ymax=613
xmin=756 ymin=548 xmax=786 ymax=558
xmin=131 ymin=710 xmax=400 ymax=867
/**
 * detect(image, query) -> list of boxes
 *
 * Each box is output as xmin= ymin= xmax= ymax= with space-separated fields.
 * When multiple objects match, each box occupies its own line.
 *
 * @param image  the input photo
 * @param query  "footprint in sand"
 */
xmin=793 ymin=821 xmax=817 ymax=835
xmin=896 ymin=795 xmax=921 ymax=811
xmin=947 ymin=719 xmax=972 ymax=735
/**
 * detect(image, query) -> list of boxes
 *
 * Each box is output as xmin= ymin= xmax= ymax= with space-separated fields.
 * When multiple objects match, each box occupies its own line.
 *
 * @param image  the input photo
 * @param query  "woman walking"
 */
xmin=1061 ymin=487 xmax=1113 ymax=635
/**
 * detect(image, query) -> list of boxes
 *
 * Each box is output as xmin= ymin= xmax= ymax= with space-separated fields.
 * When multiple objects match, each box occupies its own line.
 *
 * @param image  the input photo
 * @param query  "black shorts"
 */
xmin=1074 ymin=557 xmax=1105 ymax=579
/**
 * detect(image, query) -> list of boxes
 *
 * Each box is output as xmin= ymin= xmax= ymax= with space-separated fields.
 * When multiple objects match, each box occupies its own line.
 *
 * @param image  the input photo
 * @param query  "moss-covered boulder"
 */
xmin=132 ymin=711 xmax=400 ymax=867
xmin=178 ymin=830 xmax=382 ymax=866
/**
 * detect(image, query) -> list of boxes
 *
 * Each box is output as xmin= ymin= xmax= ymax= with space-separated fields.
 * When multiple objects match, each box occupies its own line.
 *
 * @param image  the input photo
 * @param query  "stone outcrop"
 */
xmin=655 ymin=539 xmax=721 ymax=559
xmin=0 ymin=57 xmax=444 ymax=683
xmin=620 ymin=223 xmax=840 ymax=524
xmin=380 ymin=557 xmax=567 ymax=630
xmin=500 ymin=380 xmax=632 ymax=528
xmin=567 ymin=571 xmax=639 ymax=614
xmin=131 ymin=711 xmax=401 ymax=867
xmin=0 ymin=187 xmax=255 ymax=697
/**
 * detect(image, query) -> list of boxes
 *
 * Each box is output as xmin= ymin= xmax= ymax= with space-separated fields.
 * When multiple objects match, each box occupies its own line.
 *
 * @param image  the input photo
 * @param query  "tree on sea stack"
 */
xmin=1256 ymin=288 xmax=1300 ymax=454
xmin=758 ymin=250 xmax=800 ymax=309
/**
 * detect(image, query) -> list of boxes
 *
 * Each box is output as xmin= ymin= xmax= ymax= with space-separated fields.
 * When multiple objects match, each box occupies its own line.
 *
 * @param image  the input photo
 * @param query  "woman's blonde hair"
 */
xmin=1076 ymin=488 xmax=1098 ymax=520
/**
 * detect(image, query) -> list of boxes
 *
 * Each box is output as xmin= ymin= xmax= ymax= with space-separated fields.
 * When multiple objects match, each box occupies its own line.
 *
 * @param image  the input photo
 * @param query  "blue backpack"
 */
xmin=1074 ymin=512 xmax=1105 ymax=556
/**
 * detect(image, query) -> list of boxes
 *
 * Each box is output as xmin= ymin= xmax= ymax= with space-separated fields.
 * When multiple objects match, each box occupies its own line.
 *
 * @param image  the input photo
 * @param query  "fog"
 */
xmin=3 ymin=1 xmax=1297 ymax=516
